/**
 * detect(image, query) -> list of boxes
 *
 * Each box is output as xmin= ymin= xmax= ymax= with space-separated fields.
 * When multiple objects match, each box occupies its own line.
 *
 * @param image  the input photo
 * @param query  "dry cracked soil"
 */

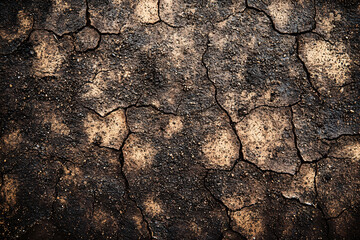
xmin=0 ymin=0 xmax=360 ymax=239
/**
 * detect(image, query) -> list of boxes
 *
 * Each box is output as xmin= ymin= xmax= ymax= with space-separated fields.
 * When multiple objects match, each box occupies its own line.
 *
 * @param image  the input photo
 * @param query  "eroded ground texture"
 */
xmin=0 ymin=0 xmax=359 ymax=239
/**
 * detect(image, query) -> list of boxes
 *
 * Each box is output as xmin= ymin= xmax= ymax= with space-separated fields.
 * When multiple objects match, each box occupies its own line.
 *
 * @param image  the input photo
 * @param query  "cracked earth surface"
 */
xmin=0 ymin=0 xmax=359 ymax=239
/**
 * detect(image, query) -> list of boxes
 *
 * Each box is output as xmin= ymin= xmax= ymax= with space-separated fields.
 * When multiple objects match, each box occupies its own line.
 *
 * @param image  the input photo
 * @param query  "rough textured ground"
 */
xmin=0 ymin=0 xmax=359 ymax=239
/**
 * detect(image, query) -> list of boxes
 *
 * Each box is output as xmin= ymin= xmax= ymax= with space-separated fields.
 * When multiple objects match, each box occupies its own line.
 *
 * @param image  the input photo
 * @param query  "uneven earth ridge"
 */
xmin=0 ymin=0 xmax=359 ymax=239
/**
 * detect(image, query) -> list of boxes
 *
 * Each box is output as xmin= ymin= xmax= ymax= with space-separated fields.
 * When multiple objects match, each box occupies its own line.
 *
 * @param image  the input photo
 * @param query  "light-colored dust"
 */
xmin=123 ymin=134 xmax=157 ymax=171
xmin=75 ymin=27 xmax=100 ymax=51
xmin=202 ymin=128 xmax=239 ymax=169
xmin=133 ymin=214 xmax=146 ymax=234
xmin=31 ymin=31 xmax=68 ymax=77
xmin=16 ymin=10 xmax=33 ymax=36
xmin=190 ymin=222 xmax=203 ymax=236
xmin=221 ymin=89 xmax=259 ymax=123
xmin=0 ymin=10 xmax=33 ymax=42
xmin=209 ymin=32 xmax=228 ymax=51
xmin=164 ymin=116 xmax=183 ymax=139
xmin=282 ymin=164 xmax=316 ymax=205
xmin=159 ymin=85 xmax=182 ymax=107
xmin=43 ymin=113 xmax=70 ymax=135
xmin=167 ymin=26 xmax=196 ymax=65
xmin=231 ymin=208 xmax=264 ymax=239
xmin=1 ymin=175 xmax=19 ymax=210
xmin=83 ymin=109 xmax=128 ymax=150
xmin=316 ymin=10 xmax=342 ymax=39
xmin=144 ymin=196 xmax=163 ymax=217
xmin=222 ymin=91 xmax=242 ymax=122
xmin=300 ymin=37 xmax=351 ymax=94
xmin=222 ymin=87 xmax=280 ymax=122
xmin=150 ymin=99 xmax=161 ymax=109
xmin=298 ymin=165 xmax=315 ymax=189
xmin=135 ymin=0 xmax=159 ymax=23
xmin=221 ymin=184 xmax=265 ymax=210
xmin=112 ymin=0 xmax=123 ymax=4
xmin=236 ymin=107 xmax=298 ymax=174
xmin=268 ymin=0 xmax=292 ymax=31
xmin=82 ymin=70 xmax=125 ymax=116
xmin=35 ymin=103 xmax=70 ymax=135
xmin=159 ymin=0 xmax=176 ymax=25
xmin=222 ymin=196 xmax=247 ymax=211
xmin=93 ymin=208 xmax=117 ymax=229
xmin=330 ymin=140 xmax=360 ymax=162
xmin=1 ymin=129 xmax=22 ymax=151
xmin=54 ymin=0 xmax=71 ymax=11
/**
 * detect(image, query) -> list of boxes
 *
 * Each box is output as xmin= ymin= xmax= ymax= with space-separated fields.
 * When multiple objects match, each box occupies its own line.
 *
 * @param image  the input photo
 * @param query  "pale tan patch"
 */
xmin=112 ymin=0 xmax=123 ymax=4
xmin=167 ymin=26 xmax=196 ymax=64
xmin=16 ymin=10 xmax=33 ymax=36
xmin=144 ymin=196 xmax=163 ymax=217
xmin=1 ymin=129 xmax=23 ymax=151
xmin=123 ymin=134 xmax=157 ymax=171
xmin=54 ymin=0 xmax=71 ymax=11
xmin=209 ymin=32 xmax=227 ymax=51
xmin=330 ymin=141 xmax=360 ymax=162
xmin=316 ymin=10 xmax=342 ymax=39
xmin=75 ymin=27 xmax=100 ymax=52
xmin=30 ymin=31 xmax=67 ymax=77
xmin=282 ymin=164 xmax=316 ymax=205
xmin=82 ymin=70 xmax=125 ymax=116
xmin=164 ymin=116 xmax=183 ymax=139
xmin=133 ymin=215 xmax=145 ymax=233
xmin=93 ymin=208 xmax=117 ymax=229
xmin=0 ymin=10 xmax=33 ymax=42
xmin=201 ymin=128 xmax=239 ymax=169
xmin=210 ymin=25 xmax=257 ymax=55
xmin=2 ymin=175 xmax=19 ymax=209
xmin=268 ymin=0 xmax=292 ymax=32
xmin=150 ymin=99 xmax=161 ymax=109
xmin=300 ymin=37 xmax=351 ymax=94
xmin=221 ymin=186 xmax=265 ymax=211
xmin=82 ymin=83 xmax=104 ymax=107
xmin=224 ymin=87 xmax=275 ymax=118
xmin=135 ymin=0 xmax=159 ymax=23
xmin=159 ymin=85 xmax=182 ymax=106
xmin=43 ymin=113 xmax=70 ymax=135
xmin=83 ymin=109 xmax=128 ymax=150
xmin=222 ymin=197 xmax=246 ymax=211
xmin=190 ymin=222 xmax=202 ymax=236
xmin=236 ymin=107 xmax=299 ymax=174
xmin=231 ymin=208 xmax=264 ymax=239
xmin=34 ymin=102 xmax=70 ymax=135
xmin=159 ymin=0 xmax=176 ymax=25
xmin=222 ymin=91 xmax=243 ymax=122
